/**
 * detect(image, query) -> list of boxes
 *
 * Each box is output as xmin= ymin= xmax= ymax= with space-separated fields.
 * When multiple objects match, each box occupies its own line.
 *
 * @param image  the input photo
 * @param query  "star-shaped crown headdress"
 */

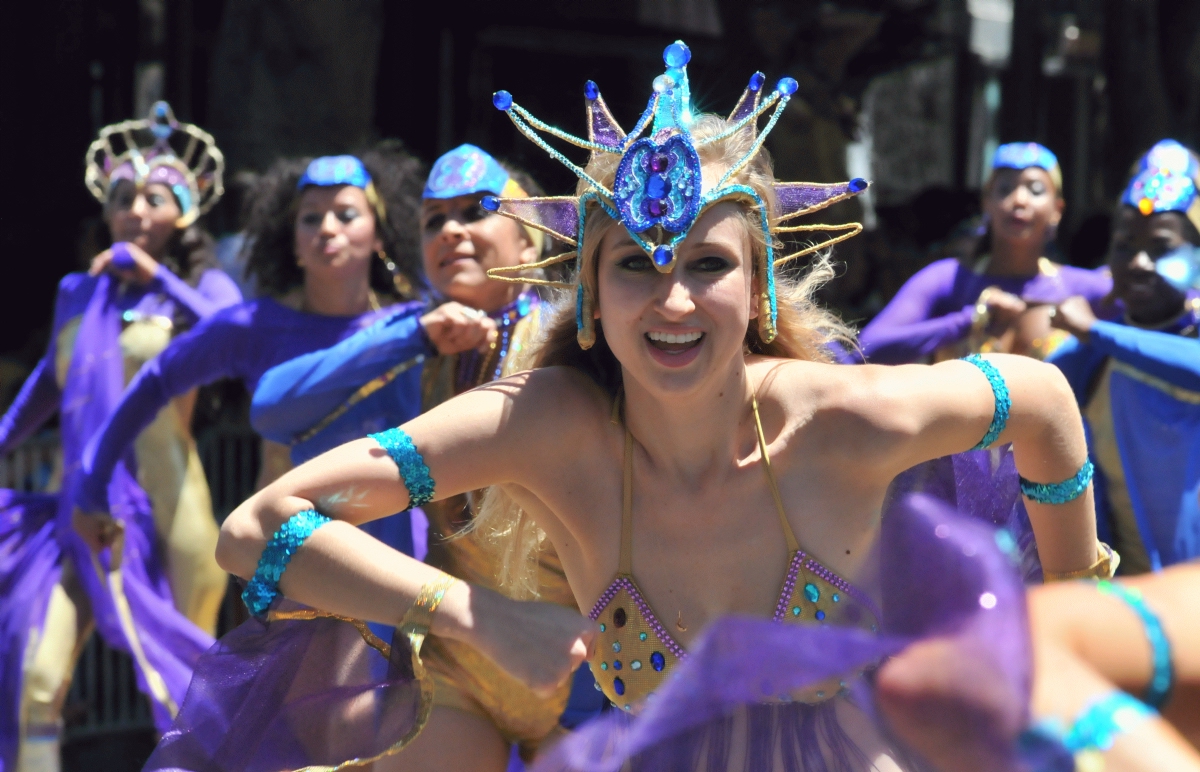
xmin=85 ymin=101 xmax=225 ymax=228
xmin=482 ymin=41 xmax=867 ymax=347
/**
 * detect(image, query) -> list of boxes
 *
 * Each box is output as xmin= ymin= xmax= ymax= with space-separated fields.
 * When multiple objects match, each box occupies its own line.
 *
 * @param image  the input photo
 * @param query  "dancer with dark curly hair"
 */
xmin=0 ymin=102 xmax=242 ymax=772
xmin=74 ymin=147 xmax=493 ymax=577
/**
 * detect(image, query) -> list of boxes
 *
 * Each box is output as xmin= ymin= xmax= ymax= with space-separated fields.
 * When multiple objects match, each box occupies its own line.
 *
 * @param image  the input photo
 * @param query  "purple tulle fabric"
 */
xmin=146 ymin=602 xmax=425 ymax=772
xmin=145 ymin=476 xmax=1034 ymax=772
xmin=0 ymin=275 xmax=214 ymax=769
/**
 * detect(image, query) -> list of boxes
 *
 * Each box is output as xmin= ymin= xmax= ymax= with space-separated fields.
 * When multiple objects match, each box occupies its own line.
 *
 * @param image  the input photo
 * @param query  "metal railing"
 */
xmin=2 ymin=424 xmax=261 ymax=743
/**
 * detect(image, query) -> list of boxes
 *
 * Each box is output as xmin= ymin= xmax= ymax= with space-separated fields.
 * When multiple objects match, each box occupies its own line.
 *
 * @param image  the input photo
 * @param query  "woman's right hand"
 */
xmin=981 ymin=288 xmax=1028 ymax=335
xmin=420 ymin=302 xmax=498 ymax=356
xmin=438 ymin=582 xmax=597 ymax=697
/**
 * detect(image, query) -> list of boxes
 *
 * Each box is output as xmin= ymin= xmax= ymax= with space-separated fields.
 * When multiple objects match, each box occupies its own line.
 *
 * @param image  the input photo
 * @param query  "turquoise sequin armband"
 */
xmin=1019 ymin=460 xmax=1094 ymax=504
xmin=242 ymin=509 xmax=331 ymax=618
xmin=1098 ymin=580 xmax=1174 ymax=709
xmin=963 ymin=354 xmax=1010 ymax=450
xmin=369 ymin=427 xmax=435 ymax=507
xmin=1019 ymin=691 xmax=1154 ymax=769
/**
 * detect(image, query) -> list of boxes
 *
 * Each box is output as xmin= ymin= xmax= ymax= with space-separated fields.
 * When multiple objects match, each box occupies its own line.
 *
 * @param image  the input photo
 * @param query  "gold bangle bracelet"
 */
xmin=399 ymin=573 xmax=461 ymax=651
xmin=1044 ymin=541 xmax=1120 ymax=582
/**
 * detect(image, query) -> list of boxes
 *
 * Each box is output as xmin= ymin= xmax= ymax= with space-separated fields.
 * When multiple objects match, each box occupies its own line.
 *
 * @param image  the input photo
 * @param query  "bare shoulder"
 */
xmin=476 ymin=365 xmax=615 ymax=437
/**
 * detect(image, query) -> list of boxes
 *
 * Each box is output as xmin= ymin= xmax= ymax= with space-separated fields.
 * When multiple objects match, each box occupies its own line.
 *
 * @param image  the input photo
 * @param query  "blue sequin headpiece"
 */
xmin=991 ymin=142 xmax=1062 ymax=194
xmin=298 ymin=155 xmax=373 ymax=190
xmin=482 ymin=40 xmax=868 ymax=347
xmin=1120 ymin=140 xmax=1200 ymax=220
xmin=297 ymin=155 xmax=387 ymax=224
xmin=424 ymin=144 xmax=518 ymax=199
xmin=992 ymin=142 xmax=1059 ymax=173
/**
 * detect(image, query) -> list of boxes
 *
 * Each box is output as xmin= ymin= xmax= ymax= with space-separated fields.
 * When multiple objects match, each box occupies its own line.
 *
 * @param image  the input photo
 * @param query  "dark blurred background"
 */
xmin=3 ymin=1 xmax=1200 ymax=768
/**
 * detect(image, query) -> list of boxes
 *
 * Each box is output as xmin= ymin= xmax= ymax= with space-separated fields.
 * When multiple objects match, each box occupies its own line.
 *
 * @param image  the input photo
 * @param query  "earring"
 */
xmin=576 ymin=284 xmax=596 ymax=350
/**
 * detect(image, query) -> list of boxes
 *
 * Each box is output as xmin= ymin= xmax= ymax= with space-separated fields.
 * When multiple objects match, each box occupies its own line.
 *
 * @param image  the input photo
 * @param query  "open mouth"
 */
xmin=645 ymin=330 xmax=704 ymax=353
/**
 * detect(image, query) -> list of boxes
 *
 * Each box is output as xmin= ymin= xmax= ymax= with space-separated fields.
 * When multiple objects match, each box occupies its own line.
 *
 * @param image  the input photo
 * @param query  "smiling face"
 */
xmin=1109 ymin=207 xmax=1192 ymax=324
xmin=293 ymin=184 xmax=381 ymax=288
xmin=421 ymin=193 xmax=537 ymax=312
xmin=984 ymin=167 xmax=1063 ymax=249
xmin=105 ymin=180 xmax=182 ymax=259
xmin=594 ymin=201 xmax=757 ymax=397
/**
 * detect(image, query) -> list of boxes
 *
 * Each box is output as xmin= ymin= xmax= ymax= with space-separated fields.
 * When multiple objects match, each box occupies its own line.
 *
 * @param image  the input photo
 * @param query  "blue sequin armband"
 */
xmin=242 ymin=509 xmax=331 ymax=618
xmin=1019 ymin=459 xmax=1094 ymax=505
xmin=369 ymin=427 xmax=435 ymax=507
xmin=1018 ymin=691 xmax=1154 ymax=769
xmin=1098 ymin=580 xmax=1174 ymax=709
xmin=962 ymin=354 xmax=1010 ymax=450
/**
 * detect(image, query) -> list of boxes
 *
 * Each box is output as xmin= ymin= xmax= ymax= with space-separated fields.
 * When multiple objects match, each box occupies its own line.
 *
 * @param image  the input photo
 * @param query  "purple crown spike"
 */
xmin=775 ymin=179 xmax=868 ymax=220
xmin=497 ymin=197 xmax=581 ymax=245
xmin=585 ymin=81 xmax=627 ymax=152
xmin=727 ymin=72 xmax=766 ymax=126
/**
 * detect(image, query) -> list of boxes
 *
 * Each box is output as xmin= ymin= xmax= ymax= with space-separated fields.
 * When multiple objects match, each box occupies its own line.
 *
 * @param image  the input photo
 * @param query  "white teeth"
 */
xmin=647 ymin=331 xmax=702 ymax=344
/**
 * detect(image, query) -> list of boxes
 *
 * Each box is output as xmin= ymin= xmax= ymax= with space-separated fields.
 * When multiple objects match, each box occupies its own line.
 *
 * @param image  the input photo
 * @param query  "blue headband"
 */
xmin=423 ymin=144 xmax=513 ymax=200
xmin=297 ymin=155 xmax=372 ymax=190
xmin=1120 ymin=140 xmax=1200 ymax=216
xmin=992 ymin=142 xmax=1059 ymax=173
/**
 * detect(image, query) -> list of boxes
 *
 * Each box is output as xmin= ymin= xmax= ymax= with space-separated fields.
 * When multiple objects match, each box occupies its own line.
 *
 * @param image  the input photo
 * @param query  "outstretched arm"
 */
xmin=858 ymin=354 xmax=1098 ymax=576
xmin=858 ymin=259 xmax=972 ymax=363
xmin=0 ymin=357 xmax=61 ymax=455
xmin=77 ymin=308 xmax=248 ymax=513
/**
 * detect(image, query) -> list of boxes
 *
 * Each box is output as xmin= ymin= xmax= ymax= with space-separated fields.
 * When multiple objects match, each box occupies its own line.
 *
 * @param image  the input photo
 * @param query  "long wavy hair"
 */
xmin=472 ymin=113 xmax=857 ymax=598
xmin=242 ymin=142 xmax=426 ymax=299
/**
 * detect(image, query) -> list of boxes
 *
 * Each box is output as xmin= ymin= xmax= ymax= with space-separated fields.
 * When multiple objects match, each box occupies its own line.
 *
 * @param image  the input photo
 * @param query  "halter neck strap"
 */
xmin=617 ymin=391 xmax=800 ymax=576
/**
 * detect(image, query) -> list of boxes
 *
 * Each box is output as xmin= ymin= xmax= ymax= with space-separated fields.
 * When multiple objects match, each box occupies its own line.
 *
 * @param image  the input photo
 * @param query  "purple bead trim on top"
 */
xmin=773 ymin=551 xmax=805 ymax=622
xmin=803 ymin=556 xmax=882 ymax=623
xmin=590 ymin=576 xmax=687 ymax=660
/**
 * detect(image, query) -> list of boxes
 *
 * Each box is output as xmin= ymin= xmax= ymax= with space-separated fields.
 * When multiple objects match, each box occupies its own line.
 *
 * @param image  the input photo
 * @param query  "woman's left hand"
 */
xmin=1049 ymin=296 xmax=1097 ymax=342
xmin=89 ymin=242 xmax=160 ymax=285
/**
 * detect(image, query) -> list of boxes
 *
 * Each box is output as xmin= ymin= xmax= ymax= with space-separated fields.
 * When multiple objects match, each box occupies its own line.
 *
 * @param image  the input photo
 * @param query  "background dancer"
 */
xmin=248 ymin=144 xmax=600 ymax=768
xmin=858 ymin=143 xmax=1111 ymax=364
xmin=75 ymin=151 xmax=493 ymax=564
xmin=153 ymin=44 xmax=1107 ymax=772
xmin=1047 ymin=139 xmax=1200 ymax=574
xmin=0 ymin=102 xmax=241 ymax=772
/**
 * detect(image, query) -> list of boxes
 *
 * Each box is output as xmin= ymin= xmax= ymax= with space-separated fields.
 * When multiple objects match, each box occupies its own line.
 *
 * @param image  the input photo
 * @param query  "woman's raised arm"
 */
xmin=856 ymin=354 xmax=1100 ymax=578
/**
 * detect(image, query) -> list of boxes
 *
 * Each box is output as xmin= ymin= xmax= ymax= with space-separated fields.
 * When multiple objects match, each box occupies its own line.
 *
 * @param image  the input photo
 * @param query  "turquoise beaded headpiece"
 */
xmin=483 ymin=41 xmax=868 ymax=348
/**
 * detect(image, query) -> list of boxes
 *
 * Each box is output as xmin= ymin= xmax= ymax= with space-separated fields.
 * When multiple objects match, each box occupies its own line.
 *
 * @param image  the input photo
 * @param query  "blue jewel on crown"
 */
xmin=614 ymin=133 xmax=702 ymax=267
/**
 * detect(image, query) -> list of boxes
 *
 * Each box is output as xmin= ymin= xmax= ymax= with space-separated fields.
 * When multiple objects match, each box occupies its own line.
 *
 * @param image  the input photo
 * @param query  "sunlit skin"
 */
xmin=979 ymin=167 xmax=1065 ymax=337
xmin=1052 ymin=209 xmax=1193 ymax=340
xmin=211 ymin=196 xmax=1097 ymax=771
xmin=88 ymin=180 xmax=182 ymax=284
xmin=292 ymin=184 xmax=383 ymax=316
xmin=421 ymin=194 xmax=537 ymax=313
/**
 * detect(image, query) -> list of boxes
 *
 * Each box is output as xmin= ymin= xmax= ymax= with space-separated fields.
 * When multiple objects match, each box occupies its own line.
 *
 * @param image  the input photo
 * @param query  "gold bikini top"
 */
xmin=587 ymin=395 xmax=880 ymax=713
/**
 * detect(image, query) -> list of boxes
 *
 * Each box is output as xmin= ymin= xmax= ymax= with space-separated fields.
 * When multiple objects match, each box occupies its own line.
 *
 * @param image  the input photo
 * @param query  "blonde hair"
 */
xmin=472 ymin=113 xmax=858 ymax=598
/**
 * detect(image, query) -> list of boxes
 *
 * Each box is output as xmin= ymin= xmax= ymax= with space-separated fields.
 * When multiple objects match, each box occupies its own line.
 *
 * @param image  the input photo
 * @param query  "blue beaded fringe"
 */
xmin=1098 ymin=580 xmax=1174 ymax=708
xmin=369 ymin=427 xmax=436 ymax=507
xmin=1061 ymin=691 xmax=1153 ymax=753
xmin=1019 ymin=459 xmax=1093 ymax=504
xmin=963 ymin=354 xmax=1010 ymax=450
xmin=243 ymin=509 xmax=331 ymax=617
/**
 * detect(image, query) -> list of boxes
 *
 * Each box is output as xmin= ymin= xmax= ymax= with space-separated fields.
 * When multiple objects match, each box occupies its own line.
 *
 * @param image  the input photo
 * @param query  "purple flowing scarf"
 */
xmin=0 ymin=275 xmax=212 ymax=772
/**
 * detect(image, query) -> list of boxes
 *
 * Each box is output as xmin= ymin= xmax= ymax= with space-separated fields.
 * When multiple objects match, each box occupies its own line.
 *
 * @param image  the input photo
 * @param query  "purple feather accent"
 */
xmin=498 ymin=197 xmax=581 ymax=244
xmin=775 ymin=180 xmax=868 ymax=220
